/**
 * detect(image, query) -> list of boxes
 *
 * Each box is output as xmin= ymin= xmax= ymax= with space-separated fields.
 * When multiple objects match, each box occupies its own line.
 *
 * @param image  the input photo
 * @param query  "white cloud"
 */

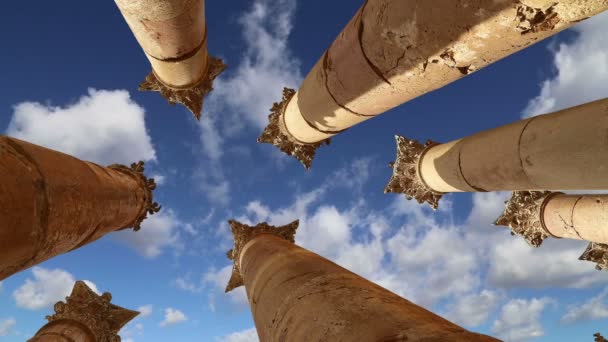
xmin=465 ymin=193 xmax=608 ymax=290
xmin=561 ymin=287 xmax=608 ymax=324
xmin=194 ymin=0 xmax=302 ymax=204
xmin=6 ymin=88 xmax=156 ymax=165
xmin=203 ymin=265 xmax=248 ymax=307
xmin=120 ymin=321 xmax=144 ymax=342
xmin=492 ymin=297 xmax=554 ymax=342
xmin=112 ymin=209 xmax=182 ymax=258
xmin=522 ymin=12 xmax=608 ymax=118
xmin=159 ymin=308 xmax=188 ymax=327
xmin=0 ymin=318 xmax=16 ymax=337
xmin=137 ymin=305 xmax=153 ymax=318
xmin=444 ymin=290 xmax=502 ymax=328
xmin=488 ymin=238 xmax=608 ymax=289
xmin=13 ymin=267 xmax=98 ymax=310
xmin=150 ymin=174 xmax=166 ymax=186
xmin=174 ymin=275 xmax=202 ymax=293
xmin=218 ymin=327 xmax=259 ymax=342
xmin=209 ymin=0 xmax=302 ymax=130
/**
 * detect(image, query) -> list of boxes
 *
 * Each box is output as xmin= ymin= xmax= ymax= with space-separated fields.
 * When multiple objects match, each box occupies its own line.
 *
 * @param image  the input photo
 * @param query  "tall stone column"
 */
xmin=385 ymin=98 xmax=608 ymax=209
xmin=258 ymin=0 xmax=608 ymax=168
xmin=29 ymin=281 xmax=138 ymax=342
xmin=225 ymin=220 xmax=499 ymax=341
xmin=495 ymin=191 xmax=608 ymax=271
xmin=115 ymin=0 xmax=226 ymax=119
xmin=0 ymin=136 xmax=160 ymax=280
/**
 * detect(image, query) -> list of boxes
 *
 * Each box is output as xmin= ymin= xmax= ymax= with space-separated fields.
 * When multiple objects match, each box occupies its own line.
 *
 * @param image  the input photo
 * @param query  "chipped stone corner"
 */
xmin=494 ymin=190 xmax=555 ymax=247
xmin=257 ymin=87 xmax=330 ymax=170
xmin=384 ymin=135 xmax=443 ymax=210
xmin=107 ymin=161 xmax=161 ymax=231
xmin=515 ymin=3 xmax=561 ymax=35
xmin=138 ymin=56 xmax=227 ymax=120
xmin=579 ymin=242 xmax=608 ymax=271
xmin=224 ymin=220 xmax=299 ymax=292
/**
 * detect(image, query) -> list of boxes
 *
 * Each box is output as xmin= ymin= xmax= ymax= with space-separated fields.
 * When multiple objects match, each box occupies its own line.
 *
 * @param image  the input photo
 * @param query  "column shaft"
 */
xmin=279 ymin=0 xmax=608 ymax=144
xmin=29 ymin=320 xmax=95 ymax=342
xmin=420 ymin=98 xmax=608 ymax=193
xmin=0 ymin=136 xmax=156 ymax=280
xmin=114 ymin=0 xmax=226 ymax=118
xmin=239 ymin=234 xmax=498 ymax=341
xmin=115 ymin=0 xmax=208 ymax=88
xmin=543 ymin=194 xmax=608 ymax=243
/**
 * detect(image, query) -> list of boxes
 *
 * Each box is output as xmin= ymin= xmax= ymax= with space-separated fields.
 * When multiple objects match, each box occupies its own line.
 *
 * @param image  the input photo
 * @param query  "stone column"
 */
xmin=224 ymin=220 xmax=499 ymax=341
xmin=385 ymin=98 xmax=608 ymax=209
xmin=114 ymin=0 xmax=226 ymax=119
xmin=258 ymin=0 xmax=608 ymax=168
xmin=0 ymin=136 xmax=160 ymax=280
xmin=495 ymin=191 xmax=608 ymax=271
xmin=29 ymin=281 xmax=138 ymax=342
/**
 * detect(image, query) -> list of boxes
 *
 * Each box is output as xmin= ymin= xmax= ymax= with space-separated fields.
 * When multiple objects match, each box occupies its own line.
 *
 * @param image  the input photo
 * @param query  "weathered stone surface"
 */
xmin=225 ymin=219 xmax=298 ymax=292
xmin=385 ymin=135 xmax=443 ymax=209
xmin=0 ymin=136 xmax=160 ymax=280
xmin=29 ymin=281 xmax=138 ymax=342
xmin=234 ymin=226 xmax=499 ymax=341
xmin=257 ymin=88 xmax=329 ymax=169
xmin=580 ymin=242 xmax=608 ymax=271
xmin=139 ymin=56 xmax=226 ymax=119
xmin=495 ymin=191 xmax=553 ymax=247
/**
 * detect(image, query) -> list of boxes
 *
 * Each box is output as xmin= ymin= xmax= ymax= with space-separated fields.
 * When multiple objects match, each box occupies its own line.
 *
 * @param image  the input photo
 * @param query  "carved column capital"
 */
xmin=44 ymin=281 xmax=138 ymax=342
xmin=107 ymin=161 xmax=161 ymax=231
xmin=139 ymin=56 xmax=227 ymax=120
xmin=225 ymin=219 xmax=299 ymax=292
xmin=257 ymin=88 xmax=330 ymax=170
xmin=580 ymin=242 xmax=608 ymax=271
xmin=384 ymin=135 xmax=443 ymax=209
xmin=494 ymin=191 xmax=560 ymax=247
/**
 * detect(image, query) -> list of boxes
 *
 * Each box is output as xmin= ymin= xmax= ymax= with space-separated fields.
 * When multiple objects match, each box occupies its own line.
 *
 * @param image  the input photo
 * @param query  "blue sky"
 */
xmin=0 ymin=1 xmax=607 ymax=341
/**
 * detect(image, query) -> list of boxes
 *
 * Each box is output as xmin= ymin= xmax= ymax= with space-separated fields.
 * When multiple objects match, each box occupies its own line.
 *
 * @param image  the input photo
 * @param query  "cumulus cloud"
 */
xmin=466 ymin=193 xmax=608 ymax=290
xmin=6 ymin=88 xmax=156 ymax=165
xmin=522 ymin=12 xmax=608 ymax=118
xmin=0 ymin=318 xmax=16 ymax=337
xmin=488 ymin=238 xmax=607 ymax=289
xmin=159 ymin=308 xmax=188 ymax=327
xmin=444 ymin=290 xmax=502 ymax=328
xmin=561 ymin=287 xmax=608 ymax=324
xmin=217 ymin=327 xmax=259 ymax=342
xmin=137 ymin=305 xmax=153 ymax=318
xmin=112 ymin=209 xmax=182 ymax=259
xmin=13 ymin=267 xmax=98 ymax=310
xmin=492 ymin=297 xmax=554 ymax=342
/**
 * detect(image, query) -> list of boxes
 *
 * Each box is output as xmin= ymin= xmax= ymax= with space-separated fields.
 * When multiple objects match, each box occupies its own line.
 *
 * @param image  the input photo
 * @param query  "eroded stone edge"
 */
xmin=257 ymin=87 xmax=330 ymax=170
xmin=384 ymin=135 xmax=443 ymax=210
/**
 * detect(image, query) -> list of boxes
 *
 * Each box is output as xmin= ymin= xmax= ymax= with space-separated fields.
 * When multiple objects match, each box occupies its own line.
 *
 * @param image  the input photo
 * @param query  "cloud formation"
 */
xmin=112 ymin=209 xmax=182 ymax=259
xmin=6 ymin=88 xmax=156 ymax=165
xmin=491 ymin=297 xmax=554 ymax=342
xmin=522 ymin=12 xmax=608 ymax=118
xmin=159 ymin=308 xmax=188 ymax=327
xmin=0 ymin=318 xmax=16 ymax=337
xmin=13 ymin=267 xmax=98 ymax=310
xmin=561 ymin=287 xmax=608 ymax=324
xmin=218 ymin=327 xmax=259 ymax=342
